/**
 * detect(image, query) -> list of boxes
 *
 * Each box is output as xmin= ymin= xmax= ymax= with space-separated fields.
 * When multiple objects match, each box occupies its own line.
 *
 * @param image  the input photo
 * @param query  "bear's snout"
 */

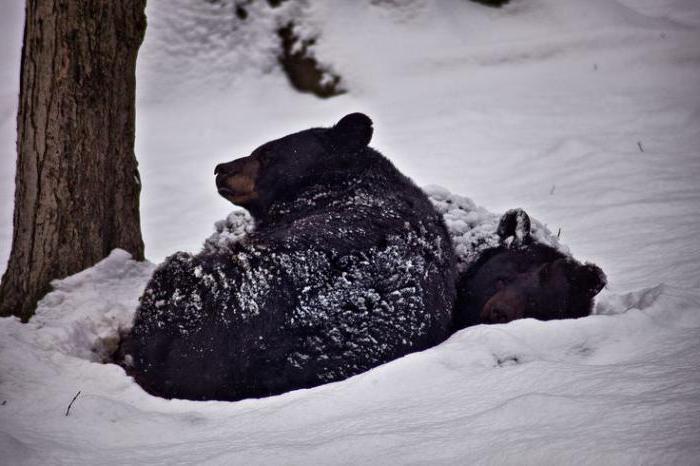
xmin=215 ymin=156 xmax=261 ymax=206
xmin=214 ymin=157 xmax=256 ymax=177
xmin=481 ymin=289 xmax=525 ymax=324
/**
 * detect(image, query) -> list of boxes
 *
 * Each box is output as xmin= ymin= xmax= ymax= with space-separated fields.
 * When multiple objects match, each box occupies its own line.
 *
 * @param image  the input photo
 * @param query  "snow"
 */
xmin=1 ymin=0 xmax=700 ymax=464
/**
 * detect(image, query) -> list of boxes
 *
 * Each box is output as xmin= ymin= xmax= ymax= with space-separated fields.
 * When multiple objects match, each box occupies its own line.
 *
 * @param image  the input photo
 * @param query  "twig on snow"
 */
xmin=65 ymin=391 xmax=81 ymax=417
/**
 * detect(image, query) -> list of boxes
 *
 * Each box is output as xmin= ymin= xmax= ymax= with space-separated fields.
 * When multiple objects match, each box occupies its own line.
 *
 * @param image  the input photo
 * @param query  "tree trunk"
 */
xmin=0 ymin=0 xmax=147 ymax=322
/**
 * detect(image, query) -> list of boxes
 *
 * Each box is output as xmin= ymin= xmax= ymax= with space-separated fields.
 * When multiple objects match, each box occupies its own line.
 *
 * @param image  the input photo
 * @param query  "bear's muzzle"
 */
xmin=215 ymin=156 xmax=261 ymax=205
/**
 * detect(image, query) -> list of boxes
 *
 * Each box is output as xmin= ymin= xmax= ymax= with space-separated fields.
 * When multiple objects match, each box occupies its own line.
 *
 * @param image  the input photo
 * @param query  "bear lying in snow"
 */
xmin=426 ymin=188 xmax=606 ymax=328
xmin=125 ymin=113 xmax=456 ymax=401
xmin=452 ymin=209 xmax=606 ymax=328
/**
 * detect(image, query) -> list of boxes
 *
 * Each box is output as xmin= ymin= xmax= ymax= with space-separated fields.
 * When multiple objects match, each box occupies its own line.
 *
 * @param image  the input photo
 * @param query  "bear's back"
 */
xmin=232 ymin=173 xmax=455 ymax=393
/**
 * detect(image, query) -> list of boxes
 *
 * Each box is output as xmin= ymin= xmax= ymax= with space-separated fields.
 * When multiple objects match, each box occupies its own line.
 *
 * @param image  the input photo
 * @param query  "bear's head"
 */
xmin=455 ymin=210 xmax=606 ymax=327
xmin=214 ymin=113 xmax=373 ymax=219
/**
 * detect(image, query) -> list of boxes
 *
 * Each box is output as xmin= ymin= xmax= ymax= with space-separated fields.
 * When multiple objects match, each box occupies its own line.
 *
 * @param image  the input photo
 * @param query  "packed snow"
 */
xmin=1 ymin=0 xmax=700 ymax=464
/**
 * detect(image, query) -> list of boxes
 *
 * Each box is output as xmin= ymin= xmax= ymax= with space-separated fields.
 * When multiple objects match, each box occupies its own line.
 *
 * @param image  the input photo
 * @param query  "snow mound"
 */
xmin=26 ymin=250 xmax=154 ymax=362
xmin=203 ymin=209 xmax=255 ymax=254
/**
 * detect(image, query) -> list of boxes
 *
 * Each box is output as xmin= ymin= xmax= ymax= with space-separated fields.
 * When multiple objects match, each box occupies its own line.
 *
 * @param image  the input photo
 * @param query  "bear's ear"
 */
xmin=570 ymin=263 xmax=607 ymax=298
xmin=497 ymin=208 xmax=532 ymax=247
xmin=331 ymin=113 xmax=373 ymax=150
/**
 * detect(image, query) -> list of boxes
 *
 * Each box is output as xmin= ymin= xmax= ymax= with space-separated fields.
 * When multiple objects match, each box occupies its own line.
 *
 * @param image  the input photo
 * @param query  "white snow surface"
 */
xmin=1 ymin=0 xmax=700 ymax=464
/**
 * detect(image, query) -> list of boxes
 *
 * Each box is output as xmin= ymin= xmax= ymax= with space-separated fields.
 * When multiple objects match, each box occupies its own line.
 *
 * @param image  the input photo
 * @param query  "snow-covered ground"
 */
xmin=1 ymin=0 xmax=700 ymax=464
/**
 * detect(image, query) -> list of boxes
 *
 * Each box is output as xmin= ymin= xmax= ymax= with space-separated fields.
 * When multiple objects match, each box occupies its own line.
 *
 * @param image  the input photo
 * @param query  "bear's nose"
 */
xmin=481 ymin=289 xmax=525 ymax=324
xmin=488 ymin=305 xmax=511 ymax=323
xmin=214 ymin=162 xmax=230 ymax=176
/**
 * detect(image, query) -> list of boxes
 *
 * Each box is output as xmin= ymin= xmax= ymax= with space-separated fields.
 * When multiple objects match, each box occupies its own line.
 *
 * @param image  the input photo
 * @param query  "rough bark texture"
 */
xmin=0 ymin=0 xmax=147 ymax=321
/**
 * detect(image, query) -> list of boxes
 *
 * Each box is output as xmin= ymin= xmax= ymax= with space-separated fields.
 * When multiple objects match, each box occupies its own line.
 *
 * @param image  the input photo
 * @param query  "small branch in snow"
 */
xmin=557 ymin=228 xmax=561 ymax=239
xmin=637 ymin=141 xmax=644 ymax=153
xmin=65 ymin=391 xmax=81 ymax=417
xmin=1 ymin=400 xmax=6 ymax=406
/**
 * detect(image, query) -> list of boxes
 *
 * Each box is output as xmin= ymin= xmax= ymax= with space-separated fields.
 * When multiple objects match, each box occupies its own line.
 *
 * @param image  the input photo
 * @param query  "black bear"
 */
xmin=125 ymin=113 xmax=456 ymax=401
xmin=453 ymin=209 xmax=607 ymax=328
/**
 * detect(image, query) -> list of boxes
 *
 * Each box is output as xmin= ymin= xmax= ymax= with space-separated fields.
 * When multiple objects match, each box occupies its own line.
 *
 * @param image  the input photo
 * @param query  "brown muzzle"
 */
xmin=215 ymin=156 xmax=261 ymax=205
xmin=481 ymin=289 xmax=525 ymax=324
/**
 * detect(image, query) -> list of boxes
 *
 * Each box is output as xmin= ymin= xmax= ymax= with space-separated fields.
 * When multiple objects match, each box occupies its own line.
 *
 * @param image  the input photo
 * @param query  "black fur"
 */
xmin=126 ymin=114 xmax=456 ymax=401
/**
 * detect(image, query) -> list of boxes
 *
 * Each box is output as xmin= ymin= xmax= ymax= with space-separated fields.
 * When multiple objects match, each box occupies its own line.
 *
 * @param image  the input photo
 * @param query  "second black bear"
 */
xmin=125 ymin=114 xmax=456 ymax=401
xmin=453 ymin=209 xmax=607 ymax=328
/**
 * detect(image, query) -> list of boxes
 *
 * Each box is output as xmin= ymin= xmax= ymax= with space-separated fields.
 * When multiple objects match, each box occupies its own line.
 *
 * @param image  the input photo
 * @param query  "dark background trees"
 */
xmin=0 ymin=0 xmax=147 ymax=321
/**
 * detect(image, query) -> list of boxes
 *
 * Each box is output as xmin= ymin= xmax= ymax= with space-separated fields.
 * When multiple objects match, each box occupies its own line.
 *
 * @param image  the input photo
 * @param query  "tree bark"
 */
xmin=0 ymin=0 xmax=147 ymax=321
